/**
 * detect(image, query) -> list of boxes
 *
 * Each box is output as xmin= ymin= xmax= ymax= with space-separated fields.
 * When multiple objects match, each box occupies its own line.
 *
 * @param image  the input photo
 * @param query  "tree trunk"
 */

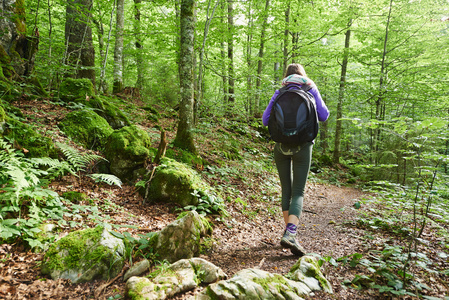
xmin=254 ymin=0 xmax=270 ymax=117
xmin=333 ymin=27 xmax=351 ymax=164
xmin=282 ymin=1 xmax=291 ymax=75
xmin=198 ymin=0 xmax=219 ymax=104
xmin=134 ymin=0 xmax=144 ymax=91
xmin=373 ymin=0 xmax=393 ymax=164
xmin=246 ymin=0 xmax=254 ymax=115
xmin=0 ymin=0 xmax=38 ymax=80
xmin=113 ymin=0 xmax=124 ymax=94
xmin=227 ymin=0 xmax=235 ymax=108
xmin=64 ymin=0 xmax=95 ymax=85
xmin=174 ymin=0 xmax=197 ymax=154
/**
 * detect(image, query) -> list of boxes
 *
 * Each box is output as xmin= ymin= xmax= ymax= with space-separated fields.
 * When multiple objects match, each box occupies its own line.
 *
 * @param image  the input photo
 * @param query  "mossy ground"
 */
xmin=4 ymin=117 xmax=57 ymax=157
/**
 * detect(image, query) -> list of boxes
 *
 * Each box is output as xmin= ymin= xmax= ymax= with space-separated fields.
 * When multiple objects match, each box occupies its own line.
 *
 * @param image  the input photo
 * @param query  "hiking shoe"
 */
xmin=280 ymin=230 xmax=306 ymax=256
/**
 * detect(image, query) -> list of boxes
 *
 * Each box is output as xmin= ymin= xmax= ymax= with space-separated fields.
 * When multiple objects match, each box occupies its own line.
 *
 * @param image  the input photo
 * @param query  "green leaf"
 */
xmin=353 ymin=201 xmax=361 ymax=209
xmin=110 ymin=230 xmax=124 ymax=239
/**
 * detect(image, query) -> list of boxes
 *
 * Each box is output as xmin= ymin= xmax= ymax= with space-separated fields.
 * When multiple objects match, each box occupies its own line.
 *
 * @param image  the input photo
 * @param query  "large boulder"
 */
xmin=41 ymin=226 xmax=125 ymax=283
xmin=146 ymin=157 xmax=216 ymax=207
xmin=149 ymin=211 xmax=212 ymax=263
xmin=58 ymin=109 xmax=113 ymax=150
xmin=104 ymin=125 xmax=152 ymax=181
xmin=87 ymin=96 xmax=131 ymax=129
xmin=59 ymin=77 xmax=95 ymax=102
xmin=126 ymin=258 xmax=227 ymax=300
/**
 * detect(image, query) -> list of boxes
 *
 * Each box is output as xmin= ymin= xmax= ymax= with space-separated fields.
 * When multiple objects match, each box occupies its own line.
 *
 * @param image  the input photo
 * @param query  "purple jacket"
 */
xmin=262 ymin=83 xmax=329 ymax=126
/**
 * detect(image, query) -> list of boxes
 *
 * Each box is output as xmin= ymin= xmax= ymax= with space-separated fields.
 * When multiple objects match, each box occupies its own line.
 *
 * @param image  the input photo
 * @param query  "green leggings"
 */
xmin=274 ymin=142 xmax=313 ymax=218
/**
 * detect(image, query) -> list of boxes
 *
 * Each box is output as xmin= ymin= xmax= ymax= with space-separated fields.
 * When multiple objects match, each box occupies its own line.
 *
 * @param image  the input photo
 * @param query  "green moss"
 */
xmin=105 ymin=125 xmax=151 ymax=158
xmin=165 ymin=147 xmax=204 ymax=167
xmin=59 ymin=78 xmax=95 ymax=102
xmin=127 ymin=280 xmax=148 ymax=300
xmin=147 ymin=157 xmax=209 ymax=206
xmin=43 ymin=226 xmax=106 ymax=271
xmin=4 ymin=117 xmax=57 ymax=157
xmin=58 ymin=109 xmax=113 ymax=150
xmin=87 ymin=96 xmax=131 ymax=129
xmin=12 ymin=0 xmax=26 ymax=33
xmin=254 ymin=273 xmax=289 ymax=294
xmin=62 ymin=191 xmax=88 ymax=203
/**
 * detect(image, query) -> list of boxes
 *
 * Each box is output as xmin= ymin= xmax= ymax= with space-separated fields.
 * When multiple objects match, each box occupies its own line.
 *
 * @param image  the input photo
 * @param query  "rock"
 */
xmin=288 ymin=255 xmax=333 ymax=294
xmin=126 ymin=258 xmax=226 ymax=300
xmin=124 ymin=259 xmax=150 ymax=282
xmin=59 ymin=77 xmax=95 ymax=102
xmin=58 ymin=109 xmax=113 ymax=150
xmin=194 ymin=268 xmax=311 ymax=300
xmin=41 ymin=226 xmax=125 ymax=283
xmin=145 ymin=157 xmax=218 ymax=207
xmin=87 ymin=96 xmax=131 ymax=129
xmin=104 ymin=125 xmax=152 ymax=181
xmin=192 ymin=256 xmax=332 ymax=299
xmin=151 ymin=211 xmax=212 ymax=263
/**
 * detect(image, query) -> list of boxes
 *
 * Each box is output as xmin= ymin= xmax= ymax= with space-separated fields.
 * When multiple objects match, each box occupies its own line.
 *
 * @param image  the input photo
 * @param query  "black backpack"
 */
xmin=267 ymin=84 xmax=319 ymax=145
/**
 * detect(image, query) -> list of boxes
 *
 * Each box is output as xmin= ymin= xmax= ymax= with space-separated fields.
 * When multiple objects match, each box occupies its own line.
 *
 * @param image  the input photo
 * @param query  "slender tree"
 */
xmin=174 ymin=0 xmax=197 ymax=153
xmin=333 ymin=27 xmax=351 ymax=164
xmin=254 ymin=0 xmax=270 ymax=116
xmin=113 ymin=0 xmax=125 ymax=94
xmin=227 ymin=0 xmax=235 ymax=108
xmin=134 ymin=0 xmax=144 ymax=91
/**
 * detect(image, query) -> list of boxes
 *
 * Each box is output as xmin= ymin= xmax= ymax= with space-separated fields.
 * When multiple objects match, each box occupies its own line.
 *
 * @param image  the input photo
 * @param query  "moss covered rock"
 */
xmin=104 ymin=125 xmax=152 ymax=181
xmin=87 ymin=96 xmax=131 ymax=129
xmin=151 ymin=211 xmax=212 ymax=263
xmin=146 ymin=157 xmax=214 ymax=207
xmin=58 ymin=109 xmax=113 ymax=150
xmin=288 ymin=255 xmax=333 ymax=294
xmin=4 ymin=117 xmax=57 ymax=157
xmin=59 ymin=77 xmax=95 ymax=102
xmin=126 ymin=258 xmax=226 ymax=300
xmin=41 ymin=226 xmax=125 ymax=283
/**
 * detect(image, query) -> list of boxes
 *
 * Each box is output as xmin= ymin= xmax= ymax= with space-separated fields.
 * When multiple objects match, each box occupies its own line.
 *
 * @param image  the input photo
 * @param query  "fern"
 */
xmin=56 ymin=142 xmax=106 ymax=172
xmin=88 ymin=173 xmax=122 ymax=188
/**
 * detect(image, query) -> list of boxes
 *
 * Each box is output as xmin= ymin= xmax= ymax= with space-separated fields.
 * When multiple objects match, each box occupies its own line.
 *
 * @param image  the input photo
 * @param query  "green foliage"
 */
xmin=110 ymin=230 xmax=158 ymax=261
xmin=0 ymin=138 xmax=66 ymax=248
xmin=179 ymin=189 xmax=228 ymax=217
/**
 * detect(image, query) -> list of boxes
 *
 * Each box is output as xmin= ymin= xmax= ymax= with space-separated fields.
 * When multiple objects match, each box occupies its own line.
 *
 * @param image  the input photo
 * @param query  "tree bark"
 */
xmin=333 ymin=27 xmax=351 ymax=164
xmin=64 ymin=0 xmax=95 ymax=85
xmin=373 ymin=0 xmax=393 ymax=164
xmin=246 ymin=0 xmax=254 ymax=115
xmin=227 ymin=0 xmax=235 ymax=108
xmin=134 ymin=0 xmax=144 ymax=91
xmin=254 ymin=0 xmax=270 ymax=117
xmin=113 ymin=0 xmax=125 ymax=94
xmin=282 ymin=1 xmax=291 ymax=75
xmin=0 ymin=0 xmax=38 ymax=80
xmin=174 ymin=0 xmax=197 ymax=154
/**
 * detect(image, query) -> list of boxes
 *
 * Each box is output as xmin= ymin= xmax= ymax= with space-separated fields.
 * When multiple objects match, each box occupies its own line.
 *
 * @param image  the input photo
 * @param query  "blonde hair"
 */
xmin=284 ymin=63 xmax=307 ymax=78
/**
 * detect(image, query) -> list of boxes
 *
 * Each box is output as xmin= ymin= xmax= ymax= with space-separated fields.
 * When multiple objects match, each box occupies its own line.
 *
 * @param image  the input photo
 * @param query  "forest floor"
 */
xmin=1 ymin=97 xmax=448 ymax=300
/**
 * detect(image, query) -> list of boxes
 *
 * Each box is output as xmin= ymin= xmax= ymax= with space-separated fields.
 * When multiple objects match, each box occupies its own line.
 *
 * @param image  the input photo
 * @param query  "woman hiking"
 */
xmin=262 ymin=63 xmax=330 ymax=256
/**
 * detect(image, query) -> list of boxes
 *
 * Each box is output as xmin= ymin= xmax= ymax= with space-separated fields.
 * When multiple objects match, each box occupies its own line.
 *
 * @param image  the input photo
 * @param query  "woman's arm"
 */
xmin=309 ymin=87 xmax=329 ymax=122
xmin=262 ymin=89 xmax=280 ymax=126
